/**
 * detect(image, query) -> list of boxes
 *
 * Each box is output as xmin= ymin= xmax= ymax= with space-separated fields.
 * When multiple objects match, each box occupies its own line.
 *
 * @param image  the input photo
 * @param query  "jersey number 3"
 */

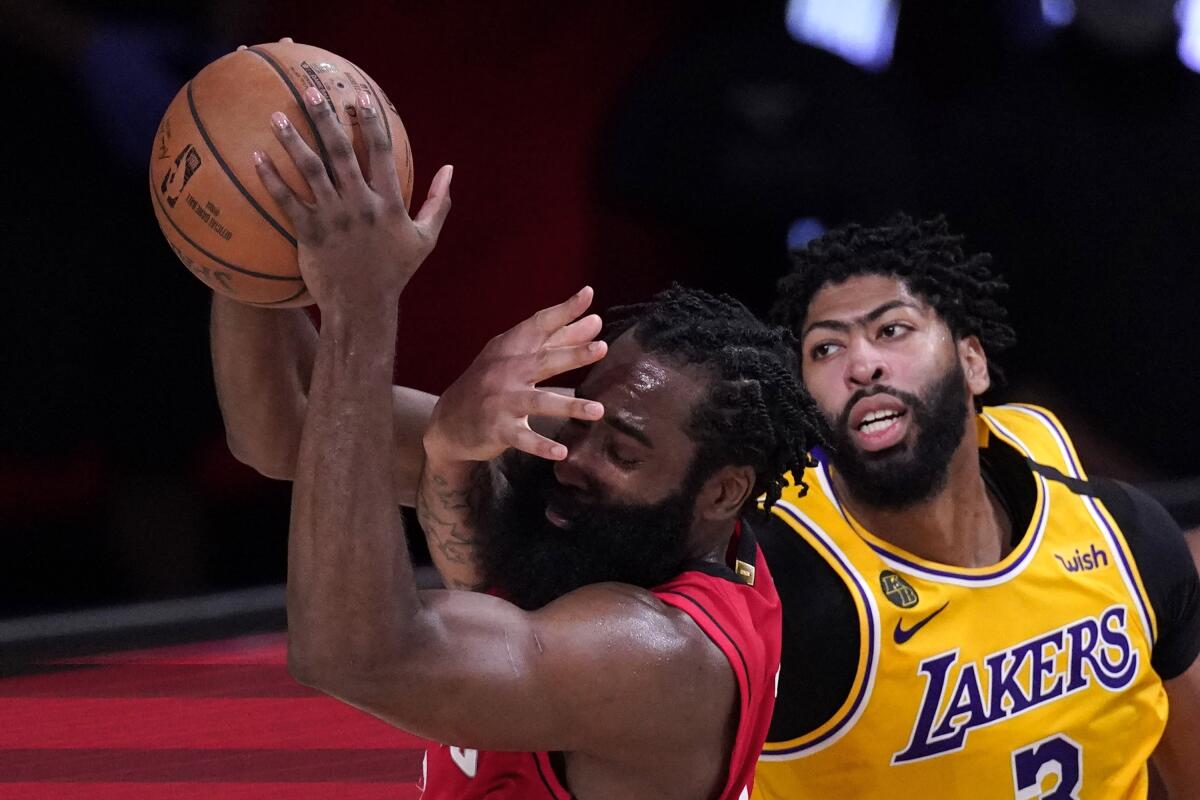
xmin=451 ymin=747 xmax=479 ymax=778
xmin=1011 ymin=734 xmax=1082 ymax=799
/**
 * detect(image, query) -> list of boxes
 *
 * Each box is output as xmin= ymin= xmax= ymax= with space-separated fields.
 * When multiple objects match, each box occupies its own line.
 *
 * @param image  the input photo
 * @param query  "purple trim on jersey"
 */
xmin=816 ymin=451 xmax=1048 ymax=584
xmin=765 ymin=503 xmax=876 ymax=755
xmin=1018 ymin=406 xmax=1156 ymax=646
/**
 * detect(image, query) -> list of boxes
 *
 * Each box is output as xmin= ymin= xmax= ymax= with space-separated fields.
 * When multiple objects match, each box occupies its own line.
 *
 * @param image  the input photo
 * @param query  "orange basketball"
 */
xmin=149 ymin=41 xmax=414 ymax=307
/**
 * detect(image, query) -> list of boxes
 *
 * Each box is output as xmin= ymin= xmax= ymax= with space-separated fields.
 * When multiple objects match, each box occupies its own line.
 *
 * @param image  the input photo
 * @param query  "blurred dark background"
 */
xmin=1 ymin=0 xmax=1196 ymax=618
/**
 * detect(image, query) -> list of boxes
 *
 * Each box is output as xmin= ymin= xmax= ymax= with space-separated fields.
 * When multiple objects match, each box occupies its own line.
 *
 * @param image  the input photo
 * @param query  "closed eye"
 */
xmin=605 ymin=441 xmax=641 ymax=468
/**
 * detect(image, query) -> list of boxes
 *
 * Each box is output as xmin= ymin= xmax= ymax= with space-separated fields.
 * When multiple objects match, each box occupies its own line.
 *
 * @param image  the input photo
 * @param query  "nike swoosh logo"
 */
xmin=893 ymin=601 xmax=950 ymax=644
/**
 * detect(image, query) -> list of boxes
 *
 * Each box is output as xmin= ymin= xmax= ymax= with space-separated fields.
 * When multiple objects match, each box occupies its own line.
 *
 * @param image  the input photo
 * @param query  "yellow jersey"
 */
xmin=753 ymin=404 xmax=1175 ymax=799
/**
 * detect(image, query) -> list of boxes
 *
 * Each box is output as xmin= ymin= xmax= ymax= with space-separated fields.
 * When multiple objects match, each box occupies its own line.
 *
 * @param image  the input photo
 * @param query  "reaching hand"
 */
xmin=425 ymin=287 xmax=608 ymax=464
xmin=252 ymin=82 xmax=451 ymax=314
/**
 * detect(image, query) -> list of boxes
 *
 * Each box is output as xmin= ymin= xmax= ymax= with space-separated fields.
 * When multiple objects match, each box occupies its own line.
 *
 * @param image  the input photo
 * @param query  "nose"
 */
xmin=552 ymin=438 xmax=595 ymax=492
xmin=845 ymin=336 xmax=888 ymax=388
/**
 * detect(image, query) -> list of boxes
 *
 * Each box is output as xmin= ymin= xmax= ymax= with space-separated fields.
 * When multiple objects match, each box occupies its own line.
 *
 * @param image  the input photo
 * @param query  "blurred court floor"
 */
xmin=0 ymin=632 xmax=430 ymax=798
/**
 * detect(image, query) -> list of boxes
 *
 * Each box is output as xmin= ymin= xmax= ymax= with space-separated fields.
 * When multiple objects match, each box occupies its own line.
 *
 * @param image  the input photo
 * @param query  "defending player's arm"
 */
xmin=1110 ymin=484 xmax=1200 ymax=794
xmin=259 ymin=90 xmax=736 ymax=772
xmin=209 ymin=295 xmax=437 ymax=506
xmin=1150 ymin=524 xmax=1200 ymax=795
xmin=1155 ymin=659 xmax=1200 ymax=796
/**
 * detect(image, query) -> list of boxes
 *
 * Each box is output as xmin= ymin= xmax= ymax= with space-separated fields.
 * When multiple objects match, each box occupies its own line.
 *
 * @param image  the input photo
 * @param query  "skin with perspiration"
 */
xmin=247 ymin=80 xmax=762 ymax=799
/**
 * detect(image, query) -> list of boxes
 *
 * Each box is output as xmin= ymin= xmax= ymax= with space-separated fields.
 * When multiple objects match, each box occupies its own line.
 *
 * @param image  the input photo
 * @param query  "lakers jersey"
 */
xmin=753 ymin=404 xmax=1177 ymax=799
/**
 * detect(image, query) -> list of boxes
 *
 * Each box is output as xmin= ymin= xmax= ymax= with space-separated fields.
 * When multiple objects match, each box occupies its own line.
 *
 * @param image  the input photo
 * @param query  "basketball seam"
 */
xmin=246 ymin=47 xmax=337 ymax=186
xmin=185 ymin=82 xmax=297 ymax=248
xmin=250 ymin=285 xmax=311 ymax=306
xmin=151 ymin=174 xmax=303 ymax=282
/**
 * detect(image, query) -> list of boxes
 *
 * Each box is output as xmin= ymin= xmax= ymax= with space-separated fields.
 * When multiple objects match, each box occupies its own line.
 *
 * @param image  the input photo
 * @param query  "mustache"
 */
xmin=518 ymin=461 xmax=600 ymax=518
xmin=836 ymin=385 xmax=922 ymax=431
xmin=543 ymin=484 xmax=592 ymax=517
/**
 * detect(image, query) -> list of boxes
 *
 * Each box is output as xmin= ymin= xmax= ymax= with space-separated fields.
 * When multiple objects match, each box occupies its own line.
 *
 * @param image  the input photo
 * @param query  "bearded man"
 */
xmin=753 ymin=215 xmax=1199 ymax=798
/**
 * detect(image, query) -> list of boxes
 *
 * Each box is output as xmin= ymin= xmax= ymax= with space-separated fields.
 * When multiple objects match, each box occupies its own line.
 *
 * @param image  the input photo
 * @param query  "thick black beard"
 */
xmin=824 ymin=360 xmax=970 ymax=510
xmin=480 ymin=456 xmax=698 ymax=610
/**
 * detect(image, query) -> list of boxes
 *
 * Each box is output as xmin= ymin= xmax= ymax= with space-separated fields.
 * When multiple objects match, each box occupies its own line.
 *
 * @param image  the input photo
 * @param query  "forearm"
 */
xmin=390 ymin=387 xmax=439 ymax=507
xmin=1154 ymin=659 xmax=1200 ymax=797
xmin=210 ymin=294 xmax=315 ymax=478
xmin=416 ymin=450 xmax=499 ymax=591
xmin=287 ymin=307 xmax=421 ymax=682
xmin=211 ymin=293 xmax=437 ymax=503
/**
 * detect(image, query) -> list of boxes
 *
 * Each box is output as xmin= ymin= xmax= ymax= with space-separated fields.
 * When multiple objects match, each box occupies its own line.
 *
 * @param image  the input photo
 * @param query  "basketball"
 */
xmin=149 ymin=41 xmax=414 ymax=307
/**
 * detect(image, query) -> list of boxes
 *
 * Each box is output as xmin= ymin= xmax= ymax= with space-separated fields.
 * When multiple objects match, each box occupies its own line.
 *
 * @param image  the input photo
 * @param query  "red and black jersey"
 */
xmin=420 ymin=519 xmax=782 ymax=800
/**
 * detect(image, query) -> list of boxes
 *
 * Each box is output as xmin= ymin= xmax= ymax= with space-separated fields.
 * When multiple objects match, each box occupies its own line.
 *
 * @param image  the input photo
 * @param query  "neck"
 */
xmin=832 ymin=434 xmax=1012 ymax=568
xmin=689 ymin=517 xmax=741 ymax=564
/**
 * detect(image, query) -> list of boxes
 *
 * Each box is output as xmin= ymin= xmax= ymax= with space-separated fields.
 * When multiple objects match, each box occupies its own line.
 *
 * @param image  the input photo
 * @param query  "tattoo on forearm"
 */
xmin=417 ymin=464 xmax=492 ymax=590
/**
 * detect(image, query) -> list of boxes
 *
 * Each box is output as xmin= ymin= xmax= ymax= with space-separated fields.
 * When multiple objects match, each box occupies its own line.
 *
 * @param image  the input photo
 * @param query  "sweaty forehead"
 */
xmin=577 ymin=332 xmax=706 ymax=417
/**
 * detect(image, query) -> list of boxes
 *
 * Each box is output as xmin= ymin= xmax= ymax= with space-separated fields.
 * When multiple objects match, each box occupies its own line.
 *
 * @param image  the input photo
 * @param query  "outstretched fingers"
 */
xmin=355 ymin=89 xmax=404 ymax=202
xmin=268 ymin=110 xmax=337 ymax=204
xmin=535 ymin=286 xmax=595 ymax=337
xmin=252 ymin=150 xmax=311 ymax=229
xmin=301 ymin=86 xmax=369 ymax=201
xmin=545 ymin=313 xmax=603 ymax=348
xmin=516 ymin=389 xmax=604 ymax=423
xmin=505 ymin=425 xmax=569 ymax=462
xmin=501 ymin=286 xmax=596 ymax=354
xmin=531 ymin=341 xmax=607 ymax=384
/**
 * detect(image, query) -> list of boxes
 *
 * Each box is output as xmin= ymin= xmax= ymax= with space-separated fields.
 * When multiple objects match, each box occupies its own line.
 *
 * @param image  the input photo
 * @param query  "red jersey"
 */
xmin=420 ymin=519 xmax=782 ymax=799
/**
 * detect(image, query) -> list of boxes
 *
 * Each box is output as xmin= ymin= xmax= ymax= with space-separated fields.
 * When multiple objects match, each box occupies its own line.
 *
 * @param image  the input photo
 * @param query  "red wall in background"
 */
xmin=290 ymin=2 xmax=687 ymax=391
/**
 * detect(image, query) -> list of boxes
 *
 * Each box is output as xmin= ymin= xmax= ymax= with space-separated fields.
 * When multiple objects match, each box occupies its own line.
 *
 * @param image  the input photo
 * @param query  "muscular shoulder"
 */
xmin=536 ymin=582 xmax=737 ymax=720
xmin=542 ymin=582 xmax=728 ymax=651
xmin=535 ymin=583 xmax=738 ymax=786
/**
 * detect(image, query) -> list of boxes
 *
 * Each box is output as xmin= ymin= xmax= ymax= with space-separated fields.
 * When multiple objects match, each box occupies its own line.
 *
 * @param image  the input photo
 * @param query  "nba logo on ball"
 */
xmin=160 ymin=144 xmax=202 ymax=209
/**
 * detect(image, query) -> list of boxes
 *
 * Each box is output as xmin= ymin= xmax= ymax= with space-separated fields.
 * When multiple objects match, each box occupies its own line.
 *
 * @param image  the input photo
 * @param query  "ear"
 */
xmin=695 ymin=464 xmax=756 ymax=522
xmin=958 ymin=335 xmax=991 ymax=397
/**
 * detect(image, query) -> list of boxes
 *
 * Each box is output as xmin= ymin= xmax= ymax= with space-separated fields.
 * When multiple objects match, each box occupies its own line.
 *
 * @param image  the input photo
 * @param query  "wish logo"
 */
xmin=892 ymin=605 xmax=1138 ymax=764
xmin=1054 ymin=544 xmax=1109 ymax=574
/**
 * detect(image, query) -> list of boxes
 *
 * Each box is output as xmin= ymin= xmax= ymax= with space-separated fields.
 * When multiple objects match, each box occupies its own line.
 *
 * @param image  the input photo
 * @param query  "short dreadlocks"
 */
xmin=771 ymin=214 xmax=1016 ymax=379
xmin=603 ymin=285 xmax=824 ymax=511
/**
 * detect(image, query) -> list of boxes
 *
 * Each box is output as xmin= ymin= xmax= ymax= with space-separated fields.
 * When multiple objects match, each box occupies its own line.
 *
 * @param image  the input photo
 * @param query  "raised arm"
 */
xmin=257 ymin=87 xmax=735 ymax=775
xmin=210 ymin=296 xmax=315 ymax=478
xmin=210 ymin=295 xmax=437 ymax=505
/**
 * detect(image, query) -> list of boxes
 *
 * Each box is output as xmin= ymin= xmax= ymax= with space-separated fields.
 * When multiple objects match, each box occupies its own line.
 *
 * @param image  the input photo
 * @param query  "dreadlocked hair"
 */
xmin=603 ymin=284 xmax=825 ymax=512
xmin=771 ymin=214 xmax=1016 ymax=384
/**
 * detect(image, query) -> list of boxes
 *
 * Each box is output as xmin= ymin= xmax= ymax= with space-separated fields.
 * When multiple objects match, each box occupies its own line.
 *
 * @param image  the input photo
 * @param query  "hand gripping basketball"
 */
xmin=252 ymin=86 xmax=452 ymax=313
xmin=424 ymin=287 xmax=608 ymax=464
